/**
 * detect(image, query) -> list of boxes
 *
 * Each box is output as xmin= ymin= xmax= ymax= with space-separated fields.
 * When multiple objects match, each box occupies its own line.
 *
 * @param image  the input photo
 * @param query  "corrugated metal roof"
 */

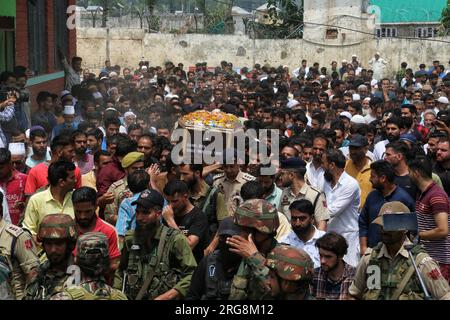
xmin=368 ymin=0 xmax=447 ymax=23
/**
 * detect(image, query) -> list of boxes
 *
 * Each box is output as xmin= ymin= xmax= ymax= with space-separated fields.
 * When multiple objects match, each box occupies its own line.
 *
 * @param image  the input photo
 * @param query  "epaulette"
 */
xmin=308 ymin=185 xmax=321 ymax=194
xmin=5 ymin=224 xmax=24 ymax=238
xmin=213 ymin=173 xmax=225 ymax=181
xmin=242 ymin=173 xmax=256 ymax=181
xmin=111 ymin=179 xmax=125 ymax=188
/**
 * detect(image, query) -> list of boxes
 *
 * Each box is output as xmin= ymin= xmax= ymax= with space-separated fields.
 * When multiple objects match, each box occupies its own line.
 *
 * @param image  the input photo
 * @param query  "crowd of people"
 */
xmin=0 ymin=50 xmax=450 ymax=300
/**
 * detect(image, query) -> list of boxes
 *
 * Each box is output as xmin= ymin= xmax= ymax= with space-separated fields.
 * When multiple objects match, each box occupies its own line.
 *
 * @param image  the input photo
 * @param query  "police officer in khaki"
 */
xmin=349 ymin=201 xmax=450 ymax=300
xmin=213 ymin=149 xmax=255 ymax=215
xmin=104 ymin=152 xmax=145 ymax=225
xmin=0 ymin=191 xmax=39 ymax=299
xmin=278 ymin=158 xmax=330 ymax=231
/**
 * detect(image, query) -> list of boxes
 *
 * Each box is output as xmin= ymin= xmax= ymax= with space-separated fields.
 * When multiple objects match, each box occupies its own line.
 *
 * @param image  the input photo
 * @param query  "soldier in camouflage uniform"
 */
xmin=0 ymin=192 xmax=39 ymax=299
xmin=51 ymin=232 xmax=127 ymax=300
xmin=225 ymin=199 xmax=281 ymax=300
xmin=0 ymin=255 xmax=14 ymax=300
xmin=349 ymin=202 xmax=450 ymax=300
xmin=24 ymin=214 xmax=77 ymax=300
xmin=104 ymin=152 xmax=145 ymax=225
xmin=266 ymin=245 xmax=315 ymax=300
xmin=114 ymin=189 xmax=197 ymax=300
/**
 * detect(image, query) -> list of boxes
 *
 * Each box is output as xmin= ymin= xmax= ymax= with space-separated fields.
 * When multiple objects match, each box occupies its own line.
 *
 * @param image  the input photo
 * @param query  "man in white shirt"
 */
xmin=368 ymin=52 xmax=388 ymax=81
xmin=306 ymin=135 xmax=328 ymax=191
xmin=322 ymin=150 xmax=360 ymax=267
xmin=279 ymin=199 xmax=325 ymax=268
xmin=373 ymin=116 xmax=402 ymax=160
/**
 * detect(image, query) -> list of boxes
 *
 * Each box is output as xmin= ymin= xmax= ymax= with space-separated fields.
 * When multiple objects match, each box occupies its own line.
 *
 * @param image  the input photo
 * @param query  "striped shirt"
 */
xmin=416 ymin=182 xmax=450 ymax=264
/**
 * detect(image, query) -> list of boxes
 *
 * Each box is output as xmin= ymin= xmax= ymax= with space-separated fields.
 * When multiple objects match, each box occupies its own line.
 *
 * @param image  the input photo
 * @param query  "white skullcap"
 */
xmin=351 ymin=115 xmax=366 ymax=124
xmin=371 ymin=79 xmax=378 ymax=87
xmin=8 ymin=143 xmax=26 ymax=156
xmin=352 ymin=94 xmax=361 ymax=101
xmin=124 ymin=111 xmax=136 ymax=119
xmin=64 ymin=105 xmax=75 ymax=115
xmin=141 ymin=65 xmax=148 ymax=70
xmin=60 ymin=90 xmax=71 ymax=98
xmin=287 ymin=99 xmax=300 ymax=108
xmin=339 ymin=111 xmax=352 ymax=121
xmin=436 ymin=96 xmax=449 ymax=104
xmin=109 ymin=71 xmax=118 ymax=77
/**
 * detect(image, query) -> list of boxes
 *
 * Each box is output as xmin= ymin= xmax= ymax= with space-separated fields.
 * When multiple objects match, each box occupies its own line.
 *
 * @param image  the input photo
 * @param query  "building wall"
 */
xmin=77 ymin=28 xmax=450 ymax=79
xmin=15 ymin=0 xmax=77 ymax=106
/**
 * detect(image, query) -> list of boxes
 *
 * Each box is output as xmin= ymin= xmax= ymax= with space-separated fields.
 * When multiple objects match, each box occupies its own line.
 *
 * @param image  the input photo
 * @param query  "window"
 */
xmin=28 ymin=0 xmax=47 ymax=75
xmin=326 ymin=28 xmax=338 ymax=39
xmin=415 ymin=27 xmax=438 ymax=38
xmin=376 ymin=27 xmax=397 ymax=38
xmin=0 ymin=17 xmax=15 ymax=71
xmin=54 ymin=0 xmax=69 ymax=70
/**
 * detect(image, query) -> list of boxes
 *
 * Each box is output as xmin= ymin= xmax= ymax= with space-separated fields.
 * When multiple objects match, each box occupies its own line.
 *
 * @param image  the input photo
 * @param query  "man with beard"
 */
xmin=226 ymin=199 xmax=281 ymax=300
xmin=409 ymin=157 xmax=450 ymax=283
xmin=86 ymin=129 xmax=103 ymax=156
xmin=434 ymin=139 xmax=450 ymax=196
xmin=162 ymin=180 xmax=208 ymax=263
xmin=306 ymin=135 xmax=329 ymax=191
xmin=312 ymin=232 xmax=356 ymax=300
xmin=186 ymin=217 xmax=243 ymax=300
xmin=137 ymin=134 xmax=156 ymax=167
xmin=279 ymin=200 xmax=325 ymax=268
xmin=104 ymin=152 xmax=145 ymax=226
xmin=278 ymin=158 xmax=329 ymax=231
xmin=71 ymin=131 xmax=94 ymax=176
xmin=9 ymin=142 xmax=28 ymax=174
xmin=349 ymin=201 xmax=450 ymax=300
xmin=384 ymin=141 xmax=419 ymax=200
xmin=25 ymin=128 xmax=51 ymax=168
xmin=24 ymin=214 xmax=76 ymax=300
xmin=72 ymin=187 xmax=120 ymax=283
xmin=115 ymin=189 xmax=197 ymax=300
xmin=425 ymin=132 xmax=446 ymax=167
xmin=322 ymin=150 xmax=360 ymax=267
xmin=359 ymin=160 xmax=414 ymax=255
xmin=373 ymin=116 xmax=402 ymax=160
xmin=255 ymin=164 xmax=283 ymax=208
xmin=24 ymin=135 xmax=82 ymax=195
xmin=345 ymin=135 xmax=373 ymax=208
xmin=179 ymin=163 xmax=227 ymax=256
xmin=266 ymin=245 xmax=315 ymax=300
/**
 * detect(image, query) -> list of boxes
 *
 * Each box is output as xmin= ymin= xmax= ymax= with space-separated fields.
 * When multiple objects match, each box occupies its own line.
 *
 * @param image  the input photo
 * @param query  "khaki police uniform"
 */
xmin=105 ymin=178 xmax=132 ymax=225
xmin=349 ymin=238 xmax=450 ymax=300
xmin=213 ymin=171 xmax=255 ymax=215
xmin=0 ymin=218 xmax=39 ymax=299
xmin=278 ymin=184 xmax=330 ymax=222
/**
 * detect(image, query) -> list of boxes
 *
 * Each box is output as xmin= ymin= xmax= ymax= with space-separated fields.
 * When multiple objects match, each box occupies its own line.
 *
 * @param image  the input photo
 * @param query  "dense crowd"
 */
xmin=0 ymin=51 xmax=450 ymax=300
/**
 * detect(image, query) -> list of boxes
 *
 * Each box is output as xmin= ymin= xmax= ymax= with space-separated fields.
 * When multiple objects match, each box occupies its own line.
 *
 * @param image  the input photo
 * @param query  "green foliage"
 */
xmin=264 ymin=0 xmax=303 ymax=38
xmin=441 ymin=0 xmax=450 ymax=31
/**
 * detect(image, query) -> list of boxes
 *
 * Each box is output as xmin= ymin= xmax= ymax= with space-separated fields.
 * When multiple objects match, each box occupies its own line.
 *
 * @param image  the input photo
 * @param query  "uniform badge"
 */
xmin=281 ymin=195 xmax=290 ymax=206
xmin=428 ymin=268 xmax=442 ymax=280
xmin=24 ymin=239 xmax=33 ymax=250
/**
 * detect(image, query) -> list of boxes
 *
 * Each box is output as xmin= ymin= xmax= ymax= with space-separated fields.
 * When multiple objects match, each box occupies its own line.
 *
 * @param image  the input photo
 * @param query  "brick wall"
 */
xmin=15 ymin=0 xmax=28 ymax=67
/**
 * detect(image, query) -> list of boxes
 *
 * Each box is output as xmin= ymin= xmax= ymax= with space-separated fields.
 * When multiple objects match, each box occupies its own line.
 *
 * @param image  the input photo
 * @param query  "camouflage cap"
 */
xmin=234 ymin=199 xmax=279 ymax=234
xmin=266 ymin=245 xmax=314 ymax=281
xmin=76 ymin=232 xmax=109 ymax=275
xmin=37 ymin=214 xmax=77 ymax=242
xmin=372 ymin=201 xmax=411 ymax=226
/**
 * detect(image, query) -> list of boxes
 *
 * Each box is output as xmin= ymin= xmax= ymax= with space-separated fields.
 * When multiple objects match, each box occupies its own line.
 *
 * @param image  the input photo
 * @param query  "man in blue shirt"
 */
xmin=52 ymin=105 xmax=79 ymax=138
xmin=359 ymin=160 xmax=415 ymax=255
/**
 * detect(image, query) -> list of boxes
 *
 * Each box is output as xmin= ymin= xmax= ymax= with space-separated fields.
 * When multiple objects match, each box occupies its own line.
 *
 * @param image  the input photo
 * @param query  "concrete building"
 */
xmin=369 ymin=0 xmax=448 ymax=38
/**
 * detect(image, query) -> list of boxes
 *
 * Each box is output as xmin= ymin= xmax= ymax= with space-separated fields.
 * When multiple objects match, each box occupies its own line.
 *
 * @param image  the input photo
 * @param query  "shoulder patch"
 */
xmin=5 ymin=224 xmax=24 ymax=238
xmin=111 ymin=179 xmax=125 ymax=188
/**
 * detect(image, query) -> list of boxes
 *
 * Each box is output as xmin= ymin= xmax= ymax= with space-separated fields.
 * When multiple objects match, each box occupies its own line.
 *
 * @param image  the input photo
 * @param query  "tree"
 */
xmin=101 ymin=0 xmax=109 ymax=27
xmin=441 ymin=0 xmax=450 ymax=34
xmin=265 ymin=0 xmax=304 ymax=38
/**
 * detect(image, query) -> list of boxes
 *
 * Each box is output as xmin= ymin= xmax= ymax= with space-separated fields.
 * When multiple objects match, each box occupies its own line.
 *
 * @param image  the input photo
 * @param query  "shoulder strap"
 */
xmin=65 ymin=286 xmax=90 ymax=300
xmin=10 ymin=236 xmax=17 ymax=263
xmin=312 ymin=190 xmax=321 ymax=210
xmin=390 ymin=264 xmax=415 ymax=300
xmin=135 ymin=226 xmax=170 ymax=300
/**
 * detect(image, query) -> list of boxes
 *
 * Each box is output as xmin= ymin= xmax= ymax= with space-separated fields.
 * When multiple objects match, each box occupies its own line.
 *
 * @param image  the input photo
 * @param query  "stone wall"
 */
xmin=77 ymin=27 xmax=450 ymax=78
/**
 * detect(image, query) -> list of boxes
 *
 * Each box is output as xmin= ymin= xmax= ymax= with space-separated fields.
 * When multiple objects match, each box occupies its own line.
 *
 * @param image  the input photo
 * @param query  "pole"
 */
xmin=404 ymin=244 xmax=433 ymax=300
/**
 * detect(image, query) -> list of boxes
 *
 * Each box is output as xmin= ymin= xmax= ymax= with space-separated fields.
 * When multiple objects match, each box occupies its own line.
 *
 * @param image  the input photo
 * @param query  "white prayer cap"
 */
xmin=124 ymin=111 xmax=136 ymax=119
xmin=436 ymin=96 xmax=449 ymax=104
xmin=339 ymin=111 xmax=352 ymax=121
xmin=141 ymin=65 xmax=148 ymax=70
xmin=287 ymin=99 xmax=300 ymax=108
xmin=342 ymin=59 xmax=348 ymax=63
xmin=371 ymin=79 xmax=378 ymax=87
xmin=64 ymin=105 xmax=75 ymax=115
xmin=352 ymin=54 xmax=357 ymax=58
xmin=8 ymin=143 xmax=26 ymax=156
xmin=60 ymin=90 xmax=71 ymax=98
xmin=351 ymin=115 xmax=366 ymax=124
xmin=109 ymin=71 xmax=118 ymax=77
xmin=352 ymin=94 xmax=361 ymax=101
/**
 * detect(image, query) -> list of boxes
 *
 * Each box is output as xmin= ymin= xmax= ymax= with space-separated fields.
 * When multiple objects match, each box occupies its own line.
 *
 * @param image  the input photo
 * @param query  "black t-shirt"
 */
xmin=433 ymin=163 xmax=450 ymax=197
xmin=174 ymin=206 xmax=208 ymax=263
xmin=394 ymin=175 xmax=418 ymax=200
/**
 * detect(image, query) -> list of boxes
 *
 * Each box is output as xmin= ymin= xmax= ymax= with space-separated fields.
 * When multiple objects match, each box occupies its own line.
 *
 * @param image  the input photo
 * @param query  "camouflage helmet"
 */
xmin=266 ymin=245 xmax=314 ymax=281
xmin=37 ymin=214 xmax=77 ymax=242
xmin=234 ymin=199 xmax=279 ymax=234
xmin=76 ymin=232 xmax=109 ymax=276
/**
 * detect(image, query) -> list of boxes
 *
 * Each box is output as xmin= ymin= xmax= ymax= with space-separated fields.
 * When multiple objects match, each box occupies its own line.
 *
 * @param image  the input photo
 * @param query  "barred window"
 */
xmin=54 ymin=0 xmax=69 ymax=70
xmin=28 ymin=0 xmax=47 ymax=75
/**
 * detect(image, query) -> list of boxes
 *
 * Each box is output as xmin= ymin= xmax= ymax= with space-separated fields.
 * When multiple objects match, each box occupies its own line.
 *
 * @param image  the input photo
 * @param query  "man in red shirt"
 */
xmin=0 ymin=148 xmax=27 ymax=225
xmin=409 ymin=156 xmax=450 ymax=283
xmin=25 ymin=135 xmax=82 ymax=196
xmin=72 ymin=186 xmax=120 ymax=284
